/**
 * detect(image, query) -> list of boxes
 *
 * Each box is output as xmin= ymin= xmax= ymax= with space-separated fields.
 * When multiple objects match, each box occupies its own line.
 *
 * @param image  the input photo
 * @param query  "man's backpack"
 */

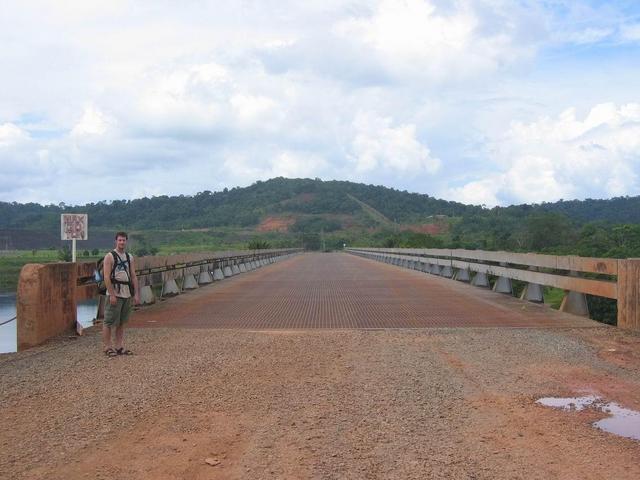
xmin=94 ymin=251 xmax=133 ymax=295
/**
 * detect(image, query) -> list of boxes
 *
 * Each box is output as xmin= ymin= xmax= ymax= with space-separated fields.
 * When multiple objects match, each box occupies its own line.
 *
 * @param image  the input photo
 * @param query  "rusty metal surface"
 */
xmin=130 ymin=253 xmax=604 ymax=330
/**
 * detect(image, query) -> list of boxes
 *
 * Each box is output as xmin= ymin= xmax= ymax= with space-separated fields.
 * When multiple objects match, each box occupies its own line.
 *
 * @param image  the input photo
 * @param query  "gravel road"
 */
xmin=2 ymin=253 xmax=639 ymax=479
xmin=1 ymin=324 xmax=640 ymax=479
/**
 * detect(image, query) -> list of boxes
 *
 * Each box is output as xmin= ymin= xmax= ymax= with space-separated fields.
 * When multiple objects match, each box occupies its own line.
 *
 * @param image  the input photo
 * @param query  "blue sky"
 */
xmin=0 ymin=0 xmax=639 ymax=206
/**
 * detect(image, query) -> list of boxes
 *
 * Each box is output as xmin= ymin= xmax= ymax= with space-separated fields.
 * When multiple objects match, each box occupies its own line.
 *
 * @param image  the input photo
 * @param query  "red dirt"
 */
xmin=403 ymin=222 xmax=448 ymax=234
xmin=255 ymin=216 xmax=295 ymax=232
xmin=2 ymin=253 xmax=640 ymax=479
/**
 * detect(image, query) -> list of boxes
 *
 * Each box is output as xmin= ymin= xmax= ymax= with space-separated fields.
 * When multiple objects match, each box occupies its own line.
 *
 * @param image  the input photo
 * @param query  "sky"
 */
xmin=1 ymin=0 xmax=639 ymax=207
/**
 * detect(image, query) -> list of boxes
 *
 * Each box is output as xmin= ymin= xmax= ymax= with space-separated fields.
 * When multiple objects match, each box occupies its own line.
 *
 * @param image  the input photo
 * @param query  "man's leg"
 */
xmin=115 ymin=297 xmax=132 ymax=352
xmin=102 ymin=324 xmax=112 ymax=351
xmin=114 ymin=324 xmax=124 ymax=350
xmin=103 ymin=296 xmax=118 ymax=354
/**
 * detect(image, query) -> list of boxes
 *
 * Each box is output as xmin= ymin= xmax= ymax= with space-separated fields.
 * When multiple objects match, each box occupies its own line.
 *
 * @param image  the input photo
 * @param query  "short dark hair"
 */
xmin=115 ymin=231 xmax=128 ymax=240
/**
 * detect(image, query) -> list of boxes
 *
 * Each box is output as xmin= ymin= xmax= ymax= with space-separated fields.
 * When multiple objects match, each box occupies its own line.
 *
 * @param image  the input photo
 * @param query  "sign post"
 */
xmin=61 ymin=214 xmax=88 ymax=262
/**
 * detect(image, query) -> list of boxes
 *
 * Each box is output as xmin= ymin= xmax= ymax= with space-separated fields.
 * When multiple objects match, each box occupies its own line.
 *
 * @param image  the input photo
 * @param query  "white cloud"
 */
xmin=71 ymin=106 xmax=115 ymax=137
xmin=230 ymin=94 xmax=278 ymax=125
xmin=349 ymin=112 xmax=440 ymax=175
xmin=334 ymin=0 xmax=534 ymax=82
xmin=1 ymin=1 xmax=640 ymax=206
xmin=447 ymin=178 xmax=498 ymax=207
xmin=450 ymin=103 xmax=640 ymax=206
xmin=0 ymin=123 xmax=28 ymax=147
xmin=563 ymin=28 xmax=613 ymax=45
xmin=224 ymin=149 xmax=328 ymax=182
xmin=620 ymin=23 xmax=640 ymax=42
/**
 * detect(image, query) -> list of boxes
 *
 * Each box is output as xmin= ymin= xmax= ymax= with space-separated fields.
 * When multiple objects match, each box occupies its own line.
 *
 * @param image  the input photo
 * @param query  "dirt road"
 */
xmin=1 ymin=253 xmax=639 ymax=479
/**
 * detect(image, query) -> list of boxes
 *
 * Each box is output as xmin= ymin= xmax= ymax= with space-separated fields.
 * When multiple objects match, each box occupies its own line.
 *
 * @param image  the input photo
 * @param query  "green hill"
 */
xmin=1 ymin=178 xmax=640 ymax=255
xmin=0 ymin=178 xmax=477 ymax=231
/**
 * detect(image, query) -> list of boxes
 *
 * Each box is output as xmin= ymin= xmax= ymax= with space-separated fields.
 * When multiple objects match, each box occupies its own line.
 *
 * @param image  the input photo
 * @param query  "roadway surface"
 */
xmin=1 ymin=252 xmax=639 ymax=480
xmin=130 ymin=252 xmax=600 ymax=329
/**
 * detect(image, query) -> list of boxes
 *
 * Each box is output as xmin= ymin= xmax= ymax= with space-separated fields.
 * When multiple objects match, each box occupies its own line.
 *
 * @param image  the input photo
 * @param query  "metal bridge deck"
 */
xmin=130 ymin=252 xmax=603 ymax=330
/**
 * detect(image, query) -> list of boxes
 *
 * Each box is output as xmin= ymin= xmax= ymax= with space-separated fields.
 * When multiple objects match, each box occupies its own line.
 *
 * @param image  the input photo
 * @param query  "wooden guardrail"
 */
xmin=17 ymin=248 xmax=302 ymax=350
xmin=347 ymin=247 xmax=639 ymax=331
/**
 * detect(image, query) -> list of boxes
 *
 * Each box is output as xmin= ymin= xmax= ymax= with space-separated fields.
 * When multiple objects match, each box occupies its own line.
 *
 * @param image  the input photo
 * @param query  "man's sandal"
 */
xmin=104 ymin=347 xmax=118 ymax=357
xmin=116 ymin=348 xmax=133 ymax=356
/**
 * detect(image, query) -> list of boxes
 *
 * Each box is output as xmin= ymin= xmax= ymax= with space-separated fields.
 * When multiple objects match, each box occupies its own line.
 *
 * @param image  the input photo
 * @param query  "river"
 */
xmin=0 ymin=292 xmax=99 ymax=354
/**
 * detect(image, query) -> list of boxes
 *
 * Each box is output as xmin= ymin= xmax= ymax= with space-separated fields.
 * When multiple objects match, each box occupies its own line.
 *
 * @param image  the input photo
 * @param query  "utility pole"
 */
xmin=321 ymin=228 xmax=326 ymax=252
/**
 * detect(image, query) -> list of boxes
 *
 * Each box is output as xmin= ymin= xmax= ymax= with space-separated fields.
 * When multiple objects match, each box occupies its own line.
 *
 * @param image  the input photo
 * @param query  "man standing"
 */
xmin=103 ymin=231 xmax=140 ymax=357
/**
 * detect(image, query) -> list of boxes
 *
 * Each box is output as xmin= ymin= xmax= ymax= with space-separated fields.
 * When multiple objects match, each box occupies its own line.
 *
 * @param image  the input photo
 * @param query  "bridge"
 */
xmin=128 ymin=252 xmax=600 ymax=330
xmin=2 ymin=250 xmax=640 ymax=478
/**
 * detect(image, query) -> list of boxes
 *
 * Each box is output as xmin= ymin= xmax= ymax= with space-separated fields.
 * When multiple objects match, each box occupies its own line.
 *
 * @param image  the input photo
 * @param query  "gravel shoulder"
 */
xmin=1 ymin=325 xmax=640 ymax=479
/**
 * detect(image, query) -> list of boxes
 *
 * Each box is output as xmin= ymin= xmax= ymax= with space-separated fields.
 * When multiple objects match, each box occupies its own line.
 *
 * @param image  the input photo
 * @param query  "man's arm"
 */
xmin=103 ymin=254 xmax=117 ymax=298
xmin=130 ymin=256 xmax=140 ymax=304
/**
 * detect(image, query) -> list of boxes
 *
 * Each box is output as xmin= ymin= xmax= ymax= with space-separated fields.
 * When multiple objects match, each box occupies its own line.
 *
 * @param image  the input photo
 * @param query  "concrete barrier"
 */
xmin=440 ymin=265 xmax=454 ymax=278
xmin=198 ymin=271 xmax=213 ymax=285
xmin=182 ymin=274 xmax=199 ymax=290
xmin=139 ymin=285 xmax=155 ymax=305
xmin=471 ymin=272 xmax=490 ymax=288
xmin=213 ymin=268 xmax=225 ymax=280
xmin=231 ymin=264 xmax=241 ymax=275
xmin=17 ymin=263 xmax=78 ymax=351
xmin=559 ymin=271 xmax=589 ymax=316
xmin=521 ymin=283 xmax=544 ymax=303
xmin=239 ymin=263 xmax=247 ymax=273
xmin=161 ymin=278 xmax=181 ymax=297
xmin=455 ymin=268 xmax=470 ymax=282
xmin=521 ymin=267 xmax=543 ymax=302
xmin=223 ymin=266 xmax=233 ymax=277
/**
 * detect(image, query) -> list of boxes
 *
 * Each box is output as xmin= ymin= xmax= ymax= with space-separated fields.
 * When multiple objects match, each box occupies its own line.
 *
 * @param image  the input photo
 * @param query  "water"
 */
xmin=538 ymin=395 xmax=640 ymax=441
xmin=537 ymin=395 xmax=599 ymax=411
xmin=0 ymin=293 xmax=99 ymax=354
xmin=0 ymin=293 xmax=17 ymax=354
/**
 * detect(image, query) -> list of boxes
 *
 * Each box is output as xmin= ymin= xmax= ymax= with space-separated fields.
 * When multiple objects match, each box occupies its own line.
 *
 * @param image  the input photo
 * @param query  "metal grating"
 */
xmin=130 ymin=253 xmax=603 ymax=330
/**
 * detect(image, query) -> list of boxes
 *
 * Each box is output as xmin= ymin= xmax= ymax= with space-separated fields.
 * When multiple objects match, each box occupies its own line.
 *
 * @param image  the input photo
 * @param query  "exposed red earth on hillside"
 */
xmin=404 ymin=222 xmax=448 ymax=235
xmin=255 ymin=216 xmax=296 ymax=232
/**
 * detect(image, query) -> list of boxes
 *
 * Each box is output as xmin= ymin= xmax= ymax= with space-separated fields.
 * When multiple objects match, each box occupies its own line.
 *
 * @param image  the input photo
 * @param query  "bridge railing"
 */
xmin=17 ymin=248 xmax=302 ymax=350
xmin=346 ymin=247 xmax=639 ymax=331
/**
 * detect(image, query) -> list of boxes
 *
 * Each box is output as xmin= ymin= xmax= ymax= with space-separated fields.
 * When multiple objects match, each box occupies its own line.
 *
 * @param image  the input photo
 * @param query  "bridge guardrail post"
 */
xmin=559 ymin=271 xmax=589 ymax=317
xmin=493 ymin=262 xmax=513 ymax=294
xmin=520 ymin=266 xmax=543 ymax=303
xmin=454 ymin=267 xmax=470 ymax=282
xmin=617 ymin=259 xmax=640 ymax=330
xmin=471 ymin=271 xmax=490 ymax=288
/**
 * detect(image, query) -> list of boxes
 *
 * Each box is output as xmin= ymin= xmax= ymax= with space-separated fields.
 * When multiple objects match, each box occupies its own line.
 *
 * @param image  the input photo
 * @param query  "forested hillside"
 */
xmin=2 ymin=177 xmax=640 ymax=259
xmin=2 ymin=178 xmax=639 ymax=232
xmin=0 ymin=178 xmax=477 ymax=230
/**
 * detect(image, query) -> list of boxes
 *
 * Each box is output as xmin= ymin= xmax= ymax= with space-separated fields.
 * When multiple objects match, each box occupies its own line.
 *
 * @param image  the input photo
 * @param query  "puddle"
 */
xmin=537 ymin=395 xmax=600 ymax=411
xmin=537 ymin=396 xmax=640 ymax=441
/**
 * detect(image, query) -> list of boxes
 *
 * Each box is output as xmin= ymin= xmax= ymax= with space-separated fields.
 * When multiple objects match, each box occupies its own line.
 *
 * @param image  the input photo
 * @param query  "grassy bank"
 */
xmin=0 ymin=250 xmax=103 ymax=293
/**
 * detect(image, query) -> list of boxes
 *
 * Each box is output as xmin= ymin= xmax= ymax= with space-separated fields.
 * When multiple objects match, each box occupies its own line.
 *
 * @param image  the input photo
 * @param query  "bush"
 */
xmin=248 ymin=239 xmax=271 ymax=250
xmin=58 ymin=245 xmax=72 ymax=262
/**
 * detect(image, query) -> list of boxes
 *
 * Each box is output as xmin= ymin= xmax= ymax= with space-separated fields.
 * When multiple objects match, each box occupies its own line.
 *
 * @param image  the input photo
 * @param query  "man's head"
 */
xmin=114 ymin=231 xmax=128 ymax=251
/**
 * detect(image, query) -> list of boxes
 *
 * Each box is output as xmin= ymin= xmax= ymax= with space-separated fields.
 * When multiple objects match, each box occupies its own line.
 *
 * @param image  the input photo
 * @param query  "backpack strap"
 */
xmin=110 ymin=250 xmax=133 ymax=294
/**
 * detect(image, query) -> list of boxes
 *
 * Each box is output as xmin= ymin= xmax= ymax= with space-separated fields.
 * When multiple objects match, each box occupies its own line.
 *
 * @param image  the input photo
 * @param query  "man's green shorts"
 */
xmin=104 ymin=296 xmax=133 ymax=327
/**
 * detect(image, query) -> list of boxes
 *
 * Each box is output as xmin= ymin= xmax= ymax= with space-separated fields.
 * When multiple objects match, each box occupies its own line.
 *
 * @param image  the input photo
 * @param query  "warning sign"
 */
xmin=61 ymin=214 xmax=88 ymax=240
